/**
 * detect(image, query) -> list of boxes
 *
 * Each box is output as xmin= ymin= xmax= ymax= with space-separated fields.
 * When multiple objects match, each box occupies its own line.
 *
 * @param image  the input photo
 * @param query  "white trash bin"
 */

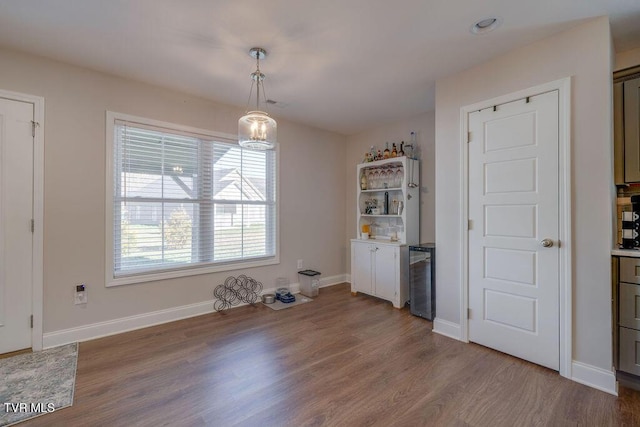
xmin=298 ymin=270 xmax=321 ymax=298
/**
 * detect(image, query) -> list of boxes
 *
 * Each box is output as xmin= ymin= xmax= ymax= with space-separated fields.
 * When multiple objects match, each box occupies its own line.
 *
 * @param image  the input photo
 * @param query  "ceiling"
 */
xmin=0 ymin=1 xmax=639 ymax=135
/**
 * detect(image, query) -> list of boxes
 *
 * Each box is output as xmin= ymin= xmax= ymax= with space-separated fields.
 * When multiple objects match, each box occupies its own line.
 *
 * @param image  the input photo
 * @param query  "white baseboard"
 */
xmin=433 ymin=317 xmax=463 ymax=341
xmin=571 ymin=361 xmax=618 ymax=396
xmin=43 ymin=299 xmax=218 ymax=348
xmin=265 ymin=283 xmax=300 ymax=295
xmin=319 ymin=274 xmax=348 ymax=287
xmin=275 ymin=274 xmax=346 ymax=294
xmin=430 ymin=322 xmax=617 ymax=395
xmin=43 ymin=273 xmax=349 ymax=349
xmin=345 ymin=274 xmax=351 ymax=283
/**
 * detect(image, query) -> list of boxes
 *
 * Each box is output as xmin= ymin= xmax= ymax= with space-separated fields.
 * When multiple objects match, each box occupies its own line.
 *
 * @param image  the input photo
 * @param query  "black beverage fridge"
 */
xmin=409 ymin=243 xmax=435 ymax=320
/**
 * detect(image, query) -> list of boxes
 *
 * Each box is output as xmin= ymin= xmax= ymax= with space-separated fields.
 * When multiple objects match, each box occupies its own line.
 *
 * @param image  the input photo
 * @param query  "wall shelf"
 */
xmin=356 ymin=156 xmax=419 ymax=244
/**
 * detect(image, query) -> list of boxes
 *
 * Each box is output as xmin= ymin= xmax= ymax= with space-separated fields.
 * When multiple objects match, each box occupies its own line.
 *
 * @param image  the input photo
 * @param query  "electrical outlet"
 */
xmin=297 ymin=259 xmax=303 ymax=270
xmin=74 ymin=284 xmax=87 ymax=305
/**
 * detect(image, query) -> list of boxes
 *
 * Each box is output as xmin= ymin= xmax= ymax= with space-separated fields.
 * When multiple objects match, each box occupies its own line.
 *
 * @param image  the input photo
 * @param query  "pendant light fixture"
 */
xmin=238 ymin=47 xmax=277 ymax=150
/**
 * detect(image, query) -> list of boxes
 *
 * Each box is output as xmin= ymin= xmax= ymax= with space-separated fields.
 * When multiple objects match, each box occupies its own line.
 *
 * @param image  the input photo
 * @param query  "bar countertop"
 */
xmin=612 ymin=249 xmax=640 ymax=258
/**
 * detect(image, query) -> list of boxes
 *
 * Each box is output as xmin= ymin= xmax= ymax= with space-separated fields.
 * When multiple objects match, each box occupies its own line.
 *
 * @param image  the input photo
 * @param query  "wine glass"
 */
xmin=395 ymin=167 xmax=404 ymax=188
xmin=372 ymin=168 xmax=380 ymax=189
xmin=380 ymin=167 xmax=387 ymax=188
xmin=392 ymin=198 xmax=399 ymax=215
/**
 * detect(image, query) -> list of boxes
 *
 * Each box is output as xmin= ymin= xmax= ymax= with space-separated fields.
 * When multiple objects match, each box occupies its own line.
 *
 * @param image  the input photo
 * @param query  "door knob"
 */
xmin=540 ymin=238 xmax=554 ymax=248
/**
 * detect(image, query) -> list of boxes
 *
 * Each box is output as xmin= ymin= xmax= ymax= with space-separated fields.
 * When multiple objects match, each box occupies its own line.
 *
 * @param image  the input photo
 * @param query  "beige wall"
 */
xmin=615 ymin=46 xmax=640 ymax=71
xmin=344 ymin=113 xmax=436 ymax=268
xmin=435 ymin=17 xmax=614 ymax=370
xmin=0 ymin=47 xmax=347 ymax=333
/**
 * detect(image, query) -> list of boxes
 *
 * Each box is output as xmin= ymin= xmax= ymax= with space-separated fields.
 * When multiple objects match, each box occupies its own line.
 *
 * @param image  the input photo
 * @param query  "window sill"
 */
xmin=107 ymin=256 xmax=280 ymax=287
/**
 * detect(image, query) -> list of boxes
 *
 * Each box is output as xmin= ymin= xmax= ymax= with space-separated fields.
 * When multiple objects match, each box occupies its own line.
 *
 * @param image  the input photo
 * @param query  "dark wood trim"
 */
xmin=614 ymin=65 xmax=640 ymax=83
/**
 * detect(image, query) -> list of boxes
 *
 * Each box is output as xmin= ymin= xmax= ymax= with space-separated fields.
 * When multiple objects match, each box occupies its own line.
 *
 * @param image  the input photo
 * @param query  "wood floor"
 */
xmin=21 ymin=284 xmax=640 ymax=426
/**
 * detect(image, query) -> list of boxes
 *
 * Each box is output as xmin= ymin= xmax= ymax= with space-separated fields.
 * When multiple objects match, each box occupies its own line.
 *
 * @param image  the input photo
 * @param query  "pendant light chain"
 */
xmin=245 ymin=78 xmax=256 ymax=111
xmin=256 ymin=55 xmax=261 ymax=111
xmin=248 ymin=52 xmax=267 ymax=113
xmin=259 ymin=74 xmax=269 ymax=113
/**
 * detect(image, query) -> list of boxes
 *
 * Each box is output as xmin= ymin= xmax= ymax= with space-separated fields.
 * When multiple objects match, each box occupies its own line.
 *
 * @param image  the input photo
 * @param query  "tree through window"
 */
xmin=108 ymin=116 xmax=277 ymax=281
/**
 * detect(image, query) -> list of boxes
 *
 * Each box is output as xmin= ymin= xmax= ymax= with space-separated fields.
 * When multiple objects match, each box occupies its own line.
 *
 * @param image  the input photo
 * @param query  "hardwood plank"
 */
xmin=18 ymin=284 xmax=640 ymax=426
xmin=0 ymin=348 xmax=31 ymax=359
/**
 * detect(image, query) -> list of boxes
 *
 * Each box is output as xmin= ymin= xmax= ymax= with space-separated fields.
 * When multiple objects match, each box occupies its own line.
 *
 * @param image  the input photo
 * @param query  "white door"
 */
xmin=374 ymin=245 xmax=397 ymax=303
xmin=468 ymin=90 xmax=559 ymax=370
xmin=351 ymin=241 xmax=373 ymax=294
xmin=0 ymin=97 xmax=34 ymax=354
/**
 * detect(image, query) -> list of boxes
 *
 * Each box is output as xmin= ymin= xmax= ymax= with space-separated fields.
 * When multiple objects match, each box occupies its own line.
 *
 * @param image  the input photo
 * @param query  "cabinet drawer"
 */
xmin=620 ymin=282 xmax=640 ymax=329
xmin=620 ymin=327 xmax=640 ymax=376
xmin=620 ymin=257 xmax=640 ymax=284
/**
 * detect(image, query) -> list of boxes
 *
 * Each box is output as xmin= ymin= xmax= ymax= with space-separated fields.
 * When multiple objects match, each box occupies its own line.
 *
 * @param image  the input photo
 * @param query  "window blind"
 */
xmin=112 ymin=120 xmax=276 ymax=277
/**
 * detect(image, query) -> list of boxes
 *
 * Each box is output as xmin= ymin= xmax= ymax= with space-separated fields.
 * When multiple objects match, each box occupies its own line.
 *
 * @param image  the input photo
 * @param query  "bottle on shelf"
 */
xmin=360 ymin=172 xmax=367 ymax=190
xmin=391 ymin=143 xmax=398 ymax=158
xmin=399 ymin=142 xmax=405 ymax=157
xmin=384 ymin=191 xmax=389 ymax=215
xmin=377 ymin=149 xmax=382 ymax=160
xmin=383 ymin=142 xmax=390 ymax=159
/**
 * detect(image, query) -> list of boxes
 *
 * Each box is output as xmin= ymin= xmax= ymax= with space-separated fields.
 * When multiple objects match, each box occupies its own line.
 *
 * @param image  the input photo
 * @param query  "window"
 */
xmin=106 ymin=112 xmax=278 ymax=286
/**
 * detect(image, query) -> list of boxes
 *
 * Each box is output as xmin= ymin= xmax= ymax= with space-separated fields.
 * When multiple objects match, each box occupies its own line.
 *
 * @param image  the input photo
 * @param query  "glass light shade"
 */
xmin=238 ymin=111 xmax=277 ymax=150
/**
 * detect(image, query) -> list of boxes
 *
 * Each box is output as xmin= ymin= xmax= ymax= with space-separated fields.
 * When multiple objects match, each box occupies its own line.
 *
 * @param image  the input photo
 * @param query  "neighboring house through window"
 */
xmin=106 ymin=112 xmax=278 ymax=286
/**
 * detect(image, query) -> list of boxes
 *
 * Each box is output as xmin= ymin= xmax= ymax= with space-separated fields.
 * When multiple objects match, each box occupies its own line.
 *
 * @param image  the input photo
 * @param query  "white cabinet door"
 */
xmin=374 ymin=245 xmax=398 ymax=303
xmin=351 ymin=240 xmax=406 ymax=308
xmin=351 ymin=241 xmax=373 ymax=294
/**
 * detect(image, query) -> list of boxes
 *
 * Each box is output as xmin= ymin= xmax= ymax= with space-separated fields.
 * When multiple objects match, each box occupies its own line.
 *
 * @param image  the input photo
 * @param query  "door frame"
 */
xmin=0 ymin=89 xmax=44 ymax=351
xmin=459 ymin=77 xmax=572 ymax=378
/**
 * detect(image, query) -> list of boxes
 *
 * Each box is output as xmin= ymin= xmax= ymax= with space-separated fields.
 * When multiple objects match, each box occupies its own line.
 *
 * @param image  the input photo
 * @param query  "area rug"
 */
xmin=263 ymin=295 xmax=313 ymax=311
xmin=0 ymin=343 xmax=78 ymax=426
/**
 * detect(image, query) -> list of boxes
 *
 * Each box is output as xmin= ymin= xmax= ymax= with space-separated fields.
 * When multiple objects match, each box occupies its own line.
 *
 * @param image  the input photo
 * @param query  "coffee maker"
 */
xmin=622 ymin=195 xmax=640 ymax=249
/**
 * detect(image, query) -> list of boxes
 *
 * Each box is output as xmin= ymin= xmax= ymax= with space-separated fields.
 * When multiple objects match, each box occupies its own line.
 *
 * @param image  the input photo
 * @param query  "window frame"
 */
xmin=105 ymin=111 xmax=280 ymax=287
